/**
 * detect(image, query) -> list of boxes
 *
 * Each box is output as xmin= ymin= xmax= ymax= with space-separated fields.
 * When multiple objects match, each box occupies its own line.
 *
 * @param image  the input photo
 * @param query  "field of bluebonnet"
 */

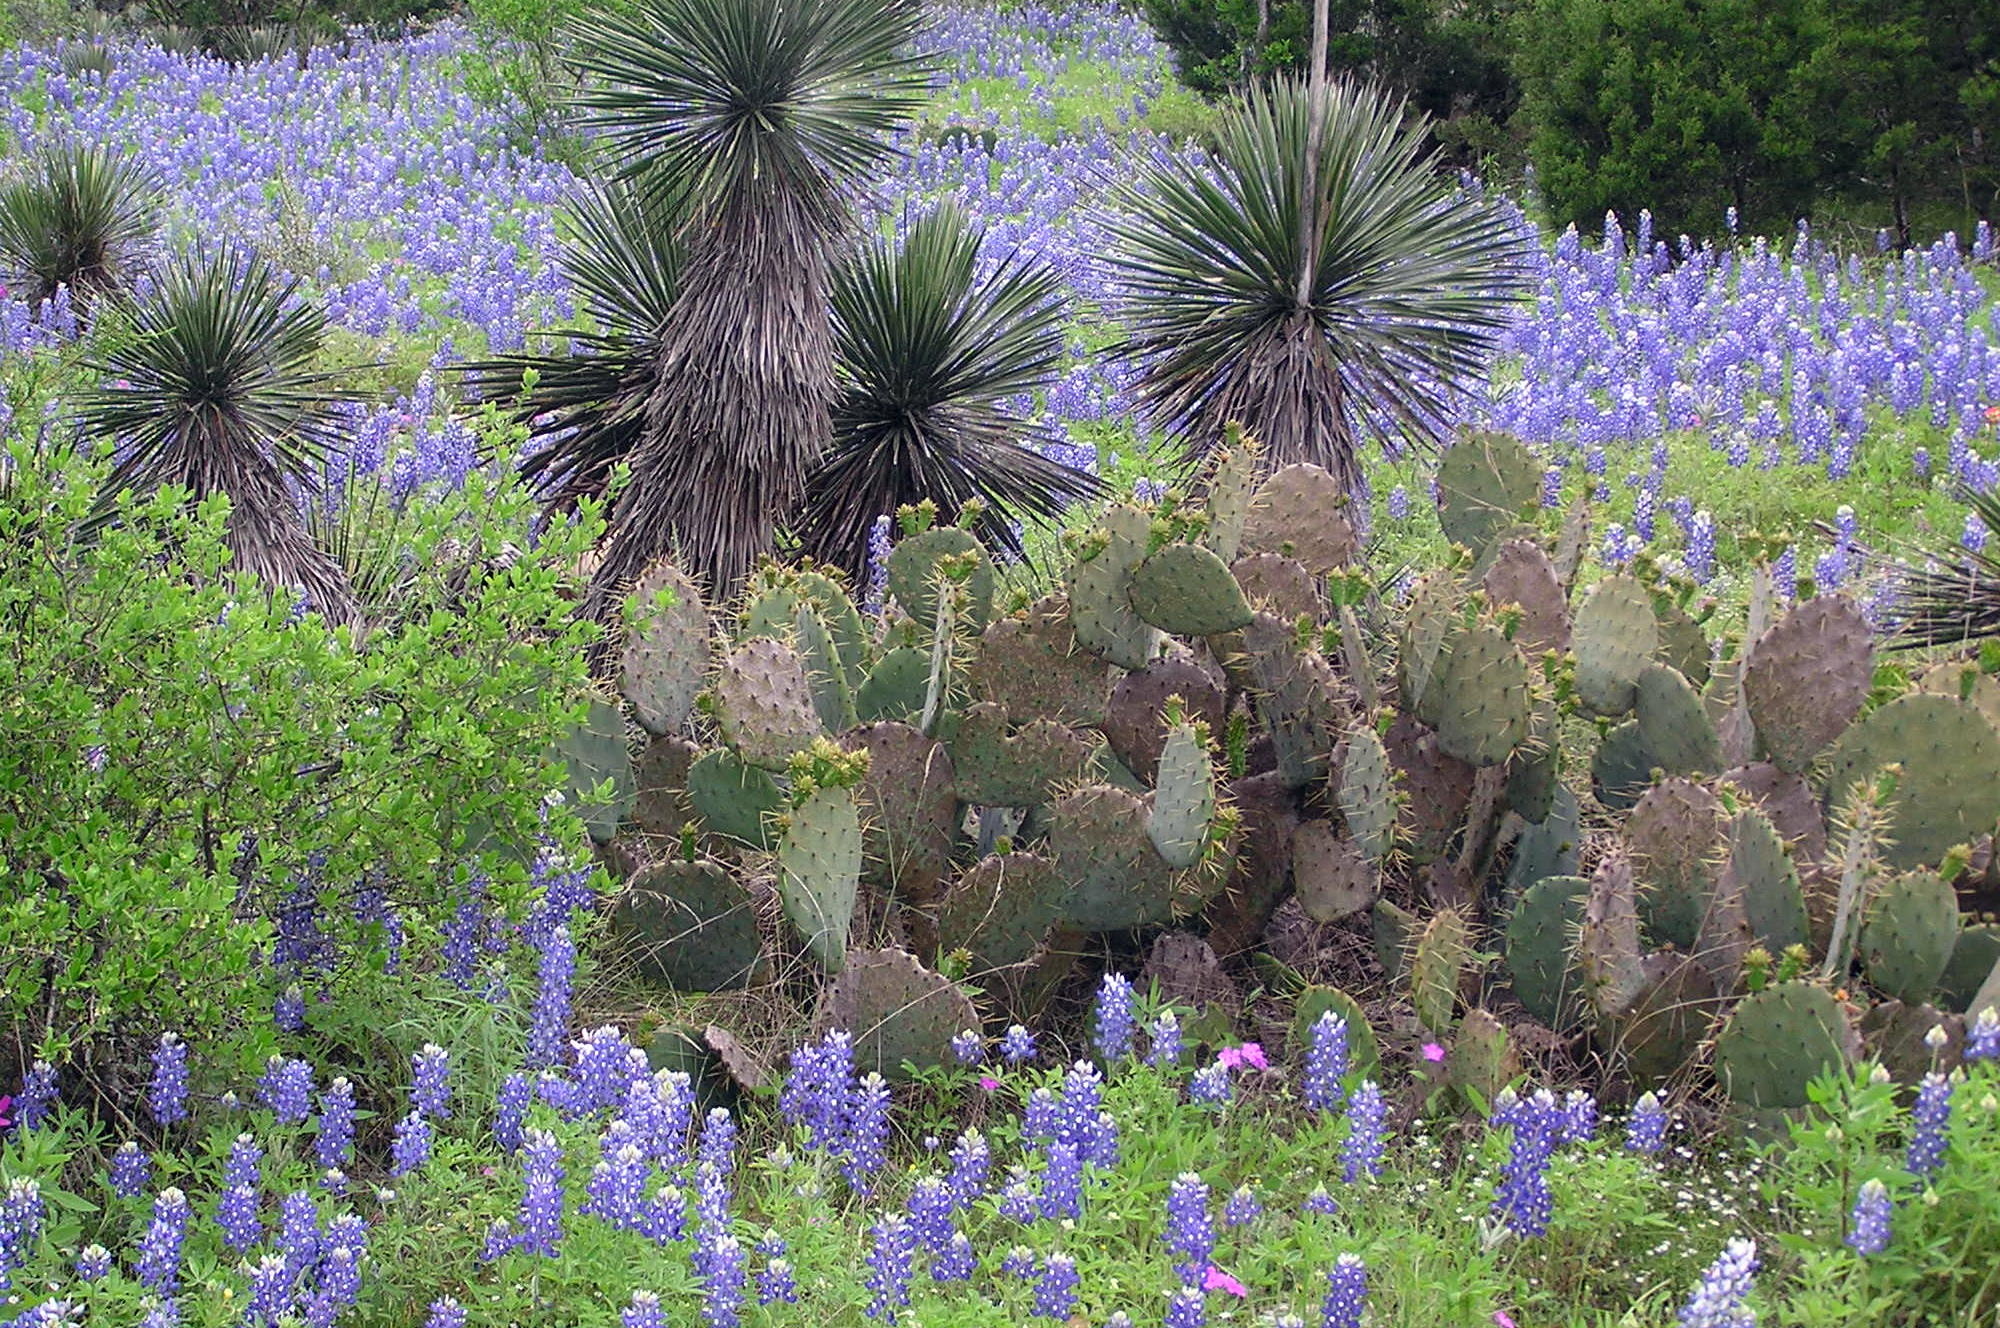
xmin=3 ymin=2 xmax=2000 ymax=1327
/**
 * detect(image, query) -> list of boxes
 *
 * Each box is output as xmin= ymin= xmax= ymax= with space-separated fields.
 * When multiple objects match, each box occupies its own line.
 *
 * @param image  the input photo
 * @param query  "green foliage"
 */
xmin=0 ymin=434 xmax=599 ymax=1064
xmin=0 ymin=140 xmax=157 ymax=311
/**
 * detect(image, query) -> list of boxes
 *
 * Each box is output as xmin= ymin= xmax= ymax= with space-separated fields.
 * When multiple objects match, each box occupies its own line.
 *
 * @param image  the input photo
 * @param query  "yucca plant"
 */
xmin=1104 ymin=77 xmax=1530 ymax=492
xmin=463 ymin=175 xmax=683 ymax=512
xmin=566 ymin=0 xmax=931 ymax=614
xmin=0 ymin=142 xmax=158 ymax=315
xmin=76 ymin=244 xmax=364 ymax=624
xmin=794 ymin=203 xmax=1100 ymax=580
xmin=1884 ymin=486 xmax=2000 ymax=649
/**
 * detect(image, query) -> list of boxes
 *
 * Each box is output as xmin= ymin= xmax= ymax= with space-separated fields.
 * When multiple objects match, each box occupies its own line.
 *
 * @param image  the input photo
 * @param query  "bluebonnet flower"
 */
xmin=999 ymin=1024 xmax=1038 ymax=1063
xmin=1040 ymin=1140 xmax=1084 ymax=1220
xmin=391 ymin=1111 xmax=433 ymax=1176
xmin=1342 ymin=1081 xmax=1386 ymax=1182
xmin=1165 ymin=1286 xmax=1207 ymax=1328
xmin=1 ymin=1178 xmax=45 ymax=1291
xmin=75 ymin=1242 xmax=112 ymax=1281
xmin=1147 ymin=1010 xmax=1184 ymax=1069
xmin=225 ymin=1132 xmax=265 ymax=1190
xmin=1093 ymin=973 xmax=1138 ymax=1061
xmin=1189 ymin=1063 xmax=1232 ymax=1106
xmin=1559 ymin=1088 xmax=1598 ymax=1143
xmin=864 ymin=1215 xmax=918 ymax=1323
xmin=845 ymin=1073 xmax=892 ymax=1192
xmin=780 ymin=1032 xmax=854 ymax=1154
xmin=275 ymin=984 xmax=307 ymax=1033
xmin=1846 ymin=1178 xmax=1892 ymax=1256
xmin=276 ymin=1190 xmax=321 ymax=1279
xmin=149 ymin=1033 xmax=189 ymax=1126
xmin=621 ymin=1290 xmax=666 ymax=1328
xmin=586 ymin=1138 xmax=651 ymax=1231
xmin=1164 ymin=1172 xmax=1213 ymax=1286
xmin=699 ymin=1106 xmax=738 ymax=1179
xmin=1035 ymin=1252 xmax=1081 ymax=1319
xmin=246 ymin=1251 xmax=294 ymax=1324
xmin=1677 ymin=1237 xmax=1758 ymax=1328
xmin=759 ymin=1256 xmax=800 ymax=1304
xmin=1321 ymin=1252 xmax=1368 ymax=1328
xmin=513 ymin=1128 xmax=567 ymax=1258
xmin=17 ymin=1061 xmax=57 ymax=1130
xmin=138 ymin=1299 xmax=181 ymax=1328
xmin=136 ymin=1186 xmax=193 ymax=1292
xmin=950 ymin=1029 xmax=985 ymax=1065
xmin=1303 ymin=1185 xmax=1339 ymax=1216
xmin=999 ymin=1175 xmax=1038 ymax=1223
xmin=1907 ymin=1071 xmax=1955 ymax=1177
xmin=424 ymin=1298 xmax=467 ymax=1328
xmin=642 ymin=1182 xmax=688 ymax=1244
xmin=1968 ymin=1008 xmax=1999 ymax=1061
xmin=1304 ymin=1012 xmax=1349 ymax=1112
xmin=110 ymin=1141 xmax=153 ymax=1198
xmin=907 ymin=1177 xmax=957 ymax=1253
xmin=571 ymin=1025 xmax=642 ymax=1115
xmin=412 ymin=1043 xmax=451 ymax=1118
xmin=526 ymin=924 xmax=577 ymax=1070
xmin=493 ymin=1072 xmax=532 ymax=1154
xmin=697 ymin=1231 xmax=747 ymax=1328
xmin=1627 ymin=1091 xmax=1670 ymax=1153
xmin=946 ymin=1129 xmax=991 ymax=1209
xmin=1387 ymin=485 xmax=1410 ymax=520
xmin=1223 ymin=1184 xmax=1262 ymax=1228
xmin=258 ymin=1056 xmax=315 ymax=1126
xmin=1492 ymin=1088 xmax=1563 ymax=1238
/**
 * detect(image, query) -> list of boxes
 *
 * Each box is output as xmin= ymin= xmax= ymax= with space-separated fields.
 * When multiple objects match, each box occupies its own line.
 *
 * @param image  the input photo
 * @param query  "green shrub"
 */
xmin=0 ymin=428 xmax=600 ymax=1073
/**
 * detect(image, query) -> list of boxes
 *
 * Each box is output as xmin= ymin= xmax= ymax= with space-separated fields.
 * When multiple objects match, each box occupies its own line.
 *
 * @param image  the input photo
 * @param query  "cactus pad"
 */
xmin=1129 ymin=541 xmax=1256 ymax=637
xmin=1723 ymin=806 xmax=1810 ymax=954
xmin=1243 ymin=613 xmax=1349 ymax=787
xmin=1384 ymin=712 xmax=1476 ymax=862
xmin=1861 ymin=870 xmax=1960 ymax=1004
xmin=1579 ymin=852 xmax=1648 ymax=1020
xmin=1436 ymin=431 xmax=1540 ymax=556
xmin=1292 ymin=819 xmax=1380 ymax=921
xmin=1149 ymin=717 xmax=1219 ymax=869
xmin=855 ymin=646 xmax=931 ymax=724
xmin=1626 ymin=777 xmax=1726 ymax=950
xmin=1480 ymin=538 xmax=1571 ymax=655
xmin=1450 ymin=1008 xmax=1519 ymax=1109
xmin=1504 ymin=873 xmax=1590 ymax=1029
xmin=1397 ymin=570 xmax=1462 ymax=718
xmin=1103 ymin=651 xmax=1228 ymax=783
xmin=848 ymin=722 xmax=958 ymax=905
xmin=631 ymin=733 xmax=699 ymax=845
xmin=887 ymin=526 xmax=993 ymax=629
xmin=1720 ymin=762 xmax=1827 ymax=864
xmin=1940 ymin=923 xmax=2000 ymax=1013
xmin=620 ymin=560 xmax=710 ymax=736
xmin=1410 ymin=906 xmax=1473 ymax=1034
xmin=1069 ymin=503 xmax=1161 ymax=669
xmin=949 ymin=703 xmax=1091 ymax=807
xmin=613 ymin=859 xmax=762 ymax=992
xmin=1241 ymin=463 xmax=1356 ymax=572
xmin=1589 ymin=719 xmax=1654 ymax=813
xmin=774 ymin=785 xmax=863 ymax=972
xmin=553 ymin=695 xmax=635 ymax=845
xmin=1742 ymin=595 xmax=1872 ymax=774
xmin=709 ymin=637 xmax=822 ymax=769
xmin=825 ymin=947 xmax=978 ymax=1079
xmin=1050 ymin=784 xmax=1181 ymax=931
xmin=1428 ymin=620 xmax=1534 ymax=769
xmin=686 ymin=748 xmax=784 ymax=848
xmin=1606 ymin=951 xmax=1716 ymax=1087
xmin=937 ymin=850 xmax=1067 ymax=971
xmin=1634 ymin=664 xmax=1723 ymax=777
xmin=1572 ymin=575 xmax=1658 ymax=716
xmin=1334 ymin=724 xmax=1398 ymax=863
xmin=1824 ymin=692 xmax=2000 ymax=869
xmin=1713 ymin=980 xmax=1850 ymax=1109
xmin=1230 ymin=552 xmax=1323 ymax=621
xmin=969 ymin=596 xmax=1110 ymax=728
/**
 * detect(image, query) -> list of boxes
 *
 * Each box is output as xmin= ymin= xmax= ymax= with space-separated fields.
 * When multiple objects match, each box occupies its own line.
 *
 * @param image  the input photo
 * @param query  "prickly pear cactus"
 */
xmin=887 ymin=525 xmax=993 ymax=630
xmin=1626 ymin=778 xmax=1727 ymax=951
xmin=847 ymin=722 xmax=958 ymax=904
xmin=1292 ymin=819 xmax=1380 ymax=921
xmin=794 ymin=604 xmax=858 ymax=734
xmin=1712 ymin=980 xmax=1850 ymax=1109
xmin=1068 ymin=504 xmax=1161 ymax=670
xmin=1436 ymin=431 xmax=1540 ymax=557
xmin=1230 ymin=552 xmax=1322 ymax=621
xmin=686 ymin=748 xmax=784 ymax=848
xmin=1242 ymin=613 xmax=1349 ymax=787
xmin=1504 ymin=692 xmax=1561 ymax=824
xmin=1723 ymin=807 xmax=1810 ymax=954
xmin=1334 ymin=724 xmax=1398 ymax=864
xmin=1940 ymin=924 xmax=2000 ymax=1012
xmin=1050 ymin=784 xmax=1183 ymax=931
xmin=937 ymin=850 xmax=1067 ymax=971
xmin=620 ymin=560 xmax=709 ymax=737
xmin=1504 ymin=786 xmax=1582 ymax=901
xmin=1634 ymin=664 xmax=1722 ymax=777
xmin=1741 ymin=595 xmax=1872 ymax=774
xmin=1410 ymin=906 xmax=1473 ymax=1034
xmin=825 ymin=947 xmax=978 ymax=1079
xmin=1504 ymin=874 xmax=1590 ymax=1029
xmin=775 ymin=776 xmax=865 ymax=973
xmin=1579 ymin=852 xmax=1648 ymax=1020
xmin=553 ymin=694 xmax=636 ymax=845
xmin=613 ymin=859 xmax=763 ymax=992
xmin=631 ymin=734 xmax=699 ymax=845
xmin=1607 ymin=952 xmax=1716 ymax=1087
xmin=855 ymin=646 xmax=932 ymax=724
xmin=1589 ymin=719 xmax=1653 ymax=812
xmin=1103 ymin=652 xmax=1227 ymax=784
xmin=1149 ymin=713 xmax=1218 ymax=870
xmin=1824 ymin=692 xmax=2000 ymax=869
xmin=1240 ymin=463 xmax=1356 ymax=573
xmin=1861 ymin=870 xmax=1960 ymax=1004
xmin=708 ymin=637 xmax=822 ymax=770
xmin=1450 ymin=1007 xmax=1518 ymax=1109
xmin=1481 ymin=538 xmax=1570 ymax=655
xmin=1129 ymin=542 xmax=1256 ymax=637
xmin=1572 ymin=574 xmax=1657 ymax=717
xmin=948 ymin=703 xmax=1091 ymax=808
xmin=1397 ymin=570 xmax=1462 ymax=719
xmin=1198 ymin=433 xmax=1259 ymax=564
xmin=1372 ymin=897 xmax=1418 ymax=980
xmin=1651 ymin=596 xmax=1712 ymax=688
xmin=1427 ymin=620 xmax=1534 ymax=769
xmin=968 ymin=596 xmax=1110 ymax=728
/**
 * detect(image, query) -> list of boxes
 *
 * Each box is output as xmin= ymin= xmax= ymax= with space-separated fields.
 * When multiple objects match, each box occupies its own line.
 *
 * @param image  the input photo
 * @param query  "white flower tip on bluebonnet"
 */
xmin=1868 ymin=1062 xmax=1892 ymax=1085
xmin=1924 ymin=1023 xmax=1948 ymax=1050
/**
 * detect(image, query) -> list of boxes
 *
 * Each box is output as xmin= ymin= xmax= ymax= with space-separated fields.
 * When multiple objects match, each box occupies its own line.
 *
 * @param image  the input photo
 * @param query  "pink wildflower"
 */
xmin=1201 ymin=1265 xmax=1247 ymax=1296
xmin=1217 ymin=1043 xmax=1267 ymax=1071
xmin=978 ymin=1076 xmax=1000 ymax=1093
xmin=1420 ymin=1042 xmax=1447 ymax=1063
xmin=1492 ymin=1312 xmax=1517 ymax=1328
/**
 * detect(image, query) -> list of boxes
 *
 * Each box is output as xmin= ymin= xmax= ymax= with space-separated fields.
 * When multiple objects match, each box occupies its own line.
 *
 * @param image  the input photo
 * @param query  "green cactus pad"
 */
xmin=1149 ymin=718 xmax=1218 ymax=869
xmin=1069 ymin=503 xmax=1160 ymax=669
xmin=1372 ymin=897 xmax=1418 ymax=980
xmin=1579 ymin=852 xmax=1648 ymax=1020
xmin=968 ymin=596 xmax=1111 ymax=728
xmin=1050 ymin=785 xmax=1181 ymax=930
xmin=1198 ymin=437 xmax=1260 ymax=564
xmin=1824 ymin=692 xmax=2000 ymax=869
xmin=774 ymin=785 xmax=863 ymax=972
xmin=1720 ymin=762 xmax=1827 ymax=863
xmin=1504 ymin=873 xmax=1591 ymax=1029
xmin=1503 ymin=693 xmax=1562 ymax=823
xmin=1634 ymin=664 xmax=1723 ymax=776
xmin=793 ymin=604 xmax=858 ymax=734
xmin=1651 ymin=597 xmax=1712 ymax=688
xmin=1450 ymin=1008 xmax=1519 ymax=1109
xmin=887 ymin=526 xmax=993 ymax=630
xmin=1383 ymin=712 xmax=1476 ymax=863
xmin=825 ymin=947 xmax=979 ymax=1079
xmin=620 ymin=560 xmax=709 ymax=737
xmin=949 ymin=702 xmax=1091 ymax=808
xmin=1861 ymin=870 xmax=1960 ymax=1004
xmin=1607 ymin=951 xmax=1716 ymax=1087
xmin=848 ymin=722 xmax=959 ymax=905
xmin=631 ymin=733 xmax=699 ymax=845
xmin=553 ymin=695 xmax=635 ymax=845
xmin=1334 ymin=724 xmax=1398 ymax=863
xmin=1129 ymin=542 xmax=1256 ymax=637
xmin=1939 ymin=923 xmax=2000 ymax=1012
xmin=1241 ymin=463 xmax=1356 ymax=573
xmin=855 ymin=646 xmax=931 ymax=724
xmin=1290 ymin=985 xmax=1380 ymax=1079
xmin=686 ymin=748 xmax=784 ymax=848
xmin=1410 ymin=906 xmax=1473 ymax=1034
xmin=937 ymin=850 xmax=1067 ymax=971
xmin=1481 ymin=538 xmax=1571 ymax=655
xmin=1243 ymin=613 xmax=1349 ymax=787
xmin=1742 ymin=595 xmax=1872 ymax=774
xmin=1428 ymin=620 xmax=1534 ymax=769
xmin=613 ymin=859 xmax=762 ymax=992
xmin=1436 ymin=431 xmax=1541 ymax=556
xmin=1103 ymin=652 xmax=1227 ymax=784
xmin=1292 ymin=819 xmax=1380 ymax=921
xmin=1723 ymin=806 xmax=1810 ymax=954
xmin=1397 ymin=570 xmax=1463 ymax=719
xmin=1572 ymin=575 xmax=1658 ymax=717
xmin=1589 ymin=719 xmax=1654 ymax=813
xmin=1230 ymin=552 xmax=1323 ymax=621
xmin=1713 ymin=980 xmax=1850 ymax=1109
xmin=1627 ymin=777 xmax=1726 ymax=950
xmin=709 ymin=637 xmax=822 ymax=769
xmin=1504 ymin=786 xmax=1582 ymax=903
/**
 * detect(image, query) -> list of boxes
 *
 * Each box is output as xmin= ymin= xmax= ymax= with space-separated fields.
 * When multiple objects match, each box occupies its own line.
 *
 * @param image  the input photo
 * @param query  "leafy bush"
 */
xmin=0 ymin=428 xmax=600 ymax=1074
